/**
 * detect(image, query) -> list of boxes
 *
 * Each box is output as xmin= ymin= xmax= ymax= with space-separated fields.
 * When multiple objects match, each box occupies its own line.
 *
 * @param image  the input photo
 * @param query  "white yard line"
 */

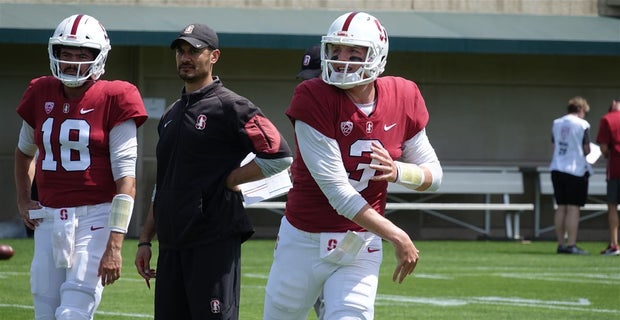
xmin=376 ymin=295 xmax=620 ymax=314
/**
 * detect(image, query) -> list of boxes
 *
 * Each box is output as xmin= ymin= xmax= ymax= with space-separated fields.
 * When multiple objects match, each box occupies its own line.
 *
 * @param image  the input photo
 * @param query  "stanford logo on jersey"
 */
xmin=341 ymin=121 xmax=353 ymax=136
xmin=45 ymin=102 xmax=55 ymax=114
xmin=195 ymin=114 xmax=207 ymax=130
xmin=366 ymin=121 xmax=373 ymax=133
xmin=63 ymin=103 xmax=70 ymax=113
xmin=210 ymin=299 xmax=221 ymax=314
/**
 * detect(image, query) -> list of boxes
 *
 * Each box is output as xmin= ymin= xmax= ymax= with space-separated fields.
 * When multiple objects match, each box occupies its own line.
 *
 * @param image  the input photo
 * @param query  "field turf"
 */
xmin=0 ymin=238 xmax=618 ymax=319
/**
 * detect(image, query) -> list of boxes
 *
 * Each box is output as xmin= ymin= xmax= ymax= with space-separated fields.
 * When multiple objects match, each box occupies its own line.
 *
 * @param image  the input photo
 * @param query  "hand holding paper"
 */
xmin=238 ymin=153 xmax=292 ymax=205
xmin=586 ymin=143 xmax=601 ymax=165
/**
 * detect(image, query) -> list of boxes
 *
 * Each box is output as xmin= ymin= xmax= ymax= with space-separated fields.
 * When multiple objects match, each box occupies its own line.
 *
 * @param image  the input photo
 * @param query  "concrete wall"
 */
xmin=1 ymin=41 xmax=618 ymax=239
xmin=0 ymin=0 xmax=617 ymax=239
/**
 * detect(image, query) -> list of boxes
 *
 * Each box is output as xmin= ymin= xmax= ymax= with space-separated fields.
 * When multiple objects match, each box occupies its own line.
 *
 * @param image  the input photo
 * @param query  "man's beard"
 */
xmin=178 ymin=65 xmax=207 ymax=82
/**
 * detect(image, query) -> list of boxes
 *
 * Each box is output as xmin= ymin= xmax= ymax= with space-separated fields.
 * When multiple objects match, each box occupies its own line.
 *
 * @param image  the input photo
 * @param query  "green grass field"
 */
xmin=0 ymin=238 xmax=618 ymax=319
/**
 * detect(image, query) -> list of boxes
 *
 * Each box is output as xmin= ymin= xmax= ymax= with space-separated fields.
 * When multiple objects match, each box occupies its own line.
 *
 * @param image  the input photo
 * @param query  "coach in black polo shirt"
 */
xmin=135 ymin=23 xmax=292 ymax=319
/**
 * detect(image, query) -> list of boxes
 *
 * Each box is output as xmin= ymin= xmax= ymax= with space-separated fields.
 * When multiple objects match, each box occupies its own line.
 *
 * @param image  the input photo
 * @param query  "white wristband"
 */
xmin=395 ymin=161 xmax=424 ymax=189
xmin=108 ymin=194 xmax=134 ymax=234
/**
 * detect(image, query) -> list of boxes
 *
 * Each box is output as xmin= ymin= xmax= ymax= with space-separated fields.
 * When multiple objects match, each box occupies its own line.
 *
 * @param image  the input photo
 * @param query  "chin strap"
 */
xmin=108 ymin=194 xmax=134 ymax=234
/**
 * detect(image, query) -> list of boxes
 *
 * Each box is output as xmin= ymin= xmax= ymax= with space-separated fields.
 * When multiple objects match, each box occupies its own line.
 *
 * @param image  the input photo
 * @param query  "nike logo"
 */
xmin=90 ymin=226 xmax=104 ymax=231
xmin=384 ymin=123 xmax=397 ymax=131
xmin=367 ymin=247 xmax=381 ymax=253
xmin=80 ymin=108 xmax=95 ymax=114
xmin=164 ymin=120 xmax=172 ymax=128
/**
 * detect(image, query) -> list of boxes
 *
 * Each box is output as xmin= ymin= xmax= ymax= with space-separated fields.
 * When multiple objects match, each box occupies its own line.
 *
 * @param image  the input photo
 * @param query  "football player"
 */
xmin=14 ymin=14 xmax=147 ymax=319
xmin=264 ymin=11 xmax=443 ymax=319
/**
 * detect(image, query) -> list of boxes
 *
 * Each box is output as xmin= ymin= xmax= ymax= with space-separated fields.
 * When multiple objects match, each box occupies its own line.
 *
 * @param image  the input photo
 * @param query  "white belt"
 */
xmin=28 ymin=206 xmax=89 ymax=220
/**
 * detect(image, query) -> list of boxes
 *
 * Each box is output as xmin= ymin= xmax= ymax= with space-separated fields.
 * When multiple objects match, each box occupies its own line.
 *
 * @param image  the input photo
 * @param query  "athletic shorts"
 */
xmin=155 ymin=237 xmax=241 ymax=320
xmin=551 ymin=170 xmax=588 ymax=206
xmin=607 ymin=179 xmax=620 ymax=204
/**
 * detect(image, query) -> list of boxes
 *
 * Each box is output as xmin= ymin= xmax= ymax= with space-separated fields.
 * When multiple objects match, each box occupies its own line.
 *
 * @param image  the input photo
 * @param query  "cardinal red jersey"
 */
xmin=285 ymin=76 xmax=429 ymax=232
xmin=596 ymin=110 xmax=620 ymax=179
xmin=16 ymin=76 xmax=148 ymax=208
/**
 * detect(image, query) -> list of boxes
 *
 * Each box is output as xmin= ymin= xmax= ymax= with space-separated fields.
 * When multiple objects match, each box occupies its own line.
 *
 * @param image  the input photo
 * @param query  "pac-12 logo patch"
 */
xmin=195 ymin=114 xmax=207 ymax=130
xmin=210 ymin=299 xmax=221 ymax=314
xmin=44 ymin=102 xmax=55 ymax=114
xmin=340 ymin=121 xmax=353 ymax=136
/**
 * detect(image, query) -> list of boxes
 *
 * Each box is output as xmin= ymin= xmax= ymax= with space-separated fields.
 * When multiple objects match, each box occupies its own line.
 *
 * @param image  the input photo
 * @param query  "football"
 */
xmin=0 ymin=244 xmax=15 ymax=260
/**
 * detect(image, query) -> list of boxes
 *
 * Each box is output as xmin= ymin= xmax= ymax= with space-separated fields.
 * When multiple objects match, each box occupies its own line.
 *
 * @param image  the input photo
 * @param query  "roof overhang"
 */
xmin=1 ymin=3 xmax=619 ymax=55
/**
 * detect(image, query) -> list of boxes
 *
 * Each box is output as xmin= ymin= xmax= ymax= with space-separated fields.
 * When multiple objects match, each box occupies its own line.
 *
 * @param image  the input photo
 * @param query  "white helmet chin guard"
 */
xmin=321 ymin=12 xmax=389 ymax=89
xmin=48 ymin=14 xmax=111 ymax=87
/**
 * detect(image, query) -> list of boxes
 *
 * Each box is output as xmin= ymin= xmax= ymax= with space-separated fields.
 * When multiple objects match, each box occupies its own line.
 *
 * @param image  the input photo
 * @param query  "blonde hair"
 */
xmin=567 ymin=96 xmax=589 ymax=114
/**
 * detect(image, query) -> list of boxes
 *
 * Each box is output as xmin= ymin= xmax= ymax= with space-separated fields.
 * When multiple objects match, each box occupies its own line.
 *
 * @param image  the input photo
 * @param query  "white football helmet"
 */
xmin=321 ymin=12 xmax=389 ymax=89
xmin=48 ymin=14 xmax=111 ymax=87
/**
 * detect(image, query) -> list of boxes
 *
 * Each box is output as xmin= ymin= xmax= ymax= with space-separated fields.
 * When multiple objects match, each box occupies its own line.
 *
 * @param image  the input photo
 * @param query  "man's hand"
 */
xmin=135 ymin=245 xmax=156 ymax=289
xmin=98 ymin=232 xmax=124 ymax=286
xmin=18 ymin=200 xmax=42 ymax=230
xmin=391 ymin=235 xmax=420 ymax=284
xmin=369 ymin=142 xmax=398 ymax=183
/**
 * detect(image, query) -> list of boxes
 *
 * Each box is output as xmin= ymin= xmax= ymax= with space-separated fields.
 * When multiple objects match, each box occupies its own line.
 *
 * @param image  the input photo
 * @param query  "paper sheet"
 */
xmin=586 ymin=143 xmax=602 ymax=165
xmin=238 ymin=153 xmax=292 ymax=205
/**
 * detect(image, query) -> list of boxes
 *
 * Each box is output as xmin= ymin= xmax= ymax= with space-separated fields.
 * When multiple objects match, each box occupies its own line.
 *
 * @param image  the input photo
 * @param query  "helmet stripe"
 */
xmin=70 ymin=14 xmax=84 ymax=36
xmin=341 ymin=12 xmax=358 ymax=31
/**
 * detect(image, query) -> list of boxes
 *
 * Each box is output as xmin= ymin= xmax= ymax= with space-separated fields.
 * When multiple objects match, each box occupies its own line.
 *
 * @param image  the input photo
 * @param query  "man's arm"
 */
xmin=370 ymin=129 xmax=442 ymax=192
xmin=351 ymin=205 xmax=419 ymax=284
xmin=600 ymin=144 xmax=609 ymax=159
xmin=135 ymin=198 xmax=156 ymax=284
xmin=98 ymin=119 xmax=138 ymax=286
xmin=227 ymin=113 xmax=293 ymax=190
xmin=14 ymin=148 xmax=39 ymax=229
xmin=14 ymin=121 xmax=41 ymax=229
xmin=226 ymin=160 xmax=266 ymax=191
xmin=98 ymin=176 xmax=135 ymax=286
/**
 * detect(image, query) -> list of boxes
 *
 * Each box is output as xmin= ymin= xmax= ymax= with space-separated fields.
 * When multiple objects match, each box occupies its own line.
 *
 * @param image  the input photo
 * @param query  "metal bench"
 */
xmin=384 ymin=166 xmax=533 ymax=239
xmin=534 ymin=167 xmax=615 ymax=237
xmin=246 ymin=166 xmax=533 ymax=239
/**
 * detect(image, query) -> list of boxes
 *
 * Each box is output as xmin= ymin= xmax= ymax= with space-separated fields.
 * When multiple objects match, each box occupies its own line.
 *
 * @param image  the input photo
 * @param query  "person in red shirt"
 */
xmin=14 ymin=14 xmax=147 ymax=319
xmin=596 ymin=98 xmax=620 ymax=256
xmin=264 ymin=11 xmax=443 ymax=319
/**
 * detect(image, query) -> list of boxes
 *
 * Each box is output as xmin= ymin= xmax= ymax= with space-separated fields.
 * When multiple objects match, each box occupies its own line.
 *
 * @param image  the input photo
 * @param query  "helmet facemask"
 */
xmin=49 ymin=46 xmax=106 ymax=88
xmin=321 ymin=40 xmax=384 ymax=89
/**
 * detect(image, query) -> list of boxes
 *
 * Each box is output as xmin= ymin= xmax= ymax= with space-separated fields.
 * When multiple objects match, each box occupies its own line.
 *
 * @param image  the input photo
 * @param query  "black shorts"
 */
xmin=155 ymin=237 xmax=241 ymax=320
xmin=608 ymin=179 xmax=620 ymax=204
xmin=551 ymin=170 xmax=589 ymax=206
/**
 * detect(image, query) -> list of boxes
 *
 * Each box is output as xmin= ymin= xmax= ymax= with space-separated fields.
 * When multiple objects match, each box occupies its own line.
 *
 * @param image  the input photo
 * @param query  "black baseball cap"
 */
xmin=296 ymin=45 xmax=321 ymax=80
xmin=170 ymin=23 xmax=219 ymax=50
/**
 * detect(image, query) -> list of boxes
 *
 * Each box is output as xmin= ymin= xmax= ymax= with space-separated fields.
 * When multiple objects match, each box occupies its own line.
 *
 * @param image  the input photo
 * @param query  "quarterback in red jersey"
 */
xmin=14 ymin=14 xmax=147 ymax=319
xmin=264 ymin=11 xmax=443 ymax=320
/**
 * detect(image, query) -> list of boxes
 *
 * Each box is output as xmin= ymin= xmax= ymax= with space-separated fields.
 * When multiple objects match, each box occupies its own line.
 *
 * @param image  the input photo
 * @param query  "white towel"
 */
xmin=320 ymin=231 xmax=365 ymax=265
xmin=52 ymin=208 xmax=77 ymax=268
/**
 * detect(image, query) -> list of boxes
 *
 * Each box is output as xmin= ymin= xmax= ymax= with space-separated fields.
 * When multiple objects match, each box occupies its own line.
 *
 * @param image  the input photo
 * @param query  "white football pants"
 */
xmin=31 ymin=203 xmax=111 ymax=320
xmin=264 ymin=217 xmax=382 ymax=320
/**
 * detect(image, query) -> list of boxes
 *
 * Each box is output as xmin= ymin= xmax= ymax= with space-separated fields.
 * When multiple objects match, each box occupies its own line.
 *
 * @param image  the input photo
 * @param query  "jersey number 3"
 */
xmin=41 ymin=118 xmax=91 ymax=171
xmin=349 ymin=139 xmax=381 ymax=192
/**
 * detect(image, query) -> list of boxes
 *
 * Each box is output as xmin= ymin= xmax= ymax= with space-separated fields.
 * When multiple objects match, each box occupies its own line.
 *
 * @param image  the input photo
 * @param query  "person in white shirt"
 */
xmin=549 ymin=96 xmax=592 ymax=255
